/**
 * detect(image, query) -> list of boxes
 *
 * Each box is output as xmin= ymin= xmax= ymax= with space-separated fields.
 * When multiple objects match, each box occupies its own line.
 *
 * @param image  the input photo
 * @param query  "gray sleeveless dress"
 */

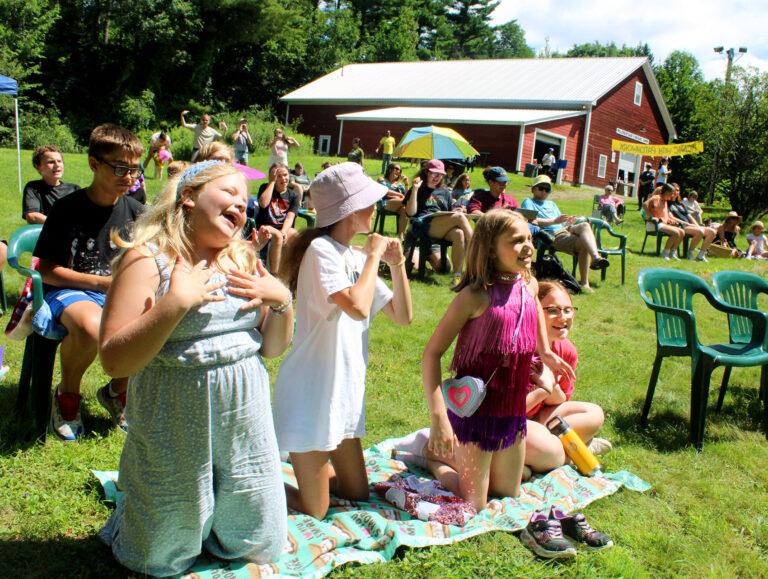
xmin=99 ymin=250 xmax=286 ymax=577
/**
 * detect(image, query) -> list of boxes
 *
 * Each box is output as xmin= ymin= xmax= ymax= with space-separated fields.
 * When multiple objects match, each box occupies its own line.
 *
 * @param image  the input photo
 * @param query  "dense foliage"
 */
xmin=1 ymin=3 xmax=765 ymax=217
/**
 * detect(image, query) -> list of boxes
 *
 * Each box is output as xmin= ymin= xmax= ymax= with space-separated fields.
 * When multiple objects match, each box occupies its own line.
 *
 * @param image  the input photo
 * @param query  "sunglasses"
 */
xmin=535 ymin=186 xmax=551 ymax=193
xmin=95 ymin=156 xmax=143 ymax=178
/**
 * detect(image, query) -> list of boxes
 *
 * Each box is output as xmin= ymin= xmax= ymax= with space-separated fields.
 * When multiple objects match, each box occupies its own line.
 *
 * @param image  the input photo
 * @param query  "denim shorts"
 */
xmin=32 ymin=288 xmax=106 ymax=340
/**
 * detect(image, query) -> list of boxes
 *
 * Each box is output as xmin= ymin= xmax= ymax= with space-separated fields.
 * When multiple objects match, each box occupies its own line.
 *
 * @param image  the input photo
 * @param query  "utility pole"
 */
xmin=707 ymin=46 xmax=747 ymax=204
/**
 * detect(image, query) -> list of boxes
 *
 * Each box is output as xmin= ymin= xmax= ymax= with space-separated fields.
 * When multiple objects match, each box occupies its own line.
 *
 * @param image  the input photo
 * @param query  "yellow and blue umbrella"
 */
xmin=394 ymin=126 xmax=479 ymax=160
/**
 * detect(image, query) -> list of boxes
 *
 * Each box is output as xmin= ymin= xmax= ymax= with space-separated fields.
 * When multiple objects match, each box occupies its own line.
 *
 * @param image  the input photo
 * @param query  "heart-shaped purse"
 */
xmin=441 ymin=376 xmax=487 ymax=417
xmin=441 ymin=281 xmax=527 ymax=418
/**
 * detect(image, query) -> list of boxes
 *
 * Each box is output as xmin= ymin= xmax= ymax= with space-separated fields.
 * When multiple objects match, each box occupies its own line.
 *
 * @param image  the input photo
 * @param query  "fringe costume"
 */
xmin=448 ymin=277 xmax=537 ymax=451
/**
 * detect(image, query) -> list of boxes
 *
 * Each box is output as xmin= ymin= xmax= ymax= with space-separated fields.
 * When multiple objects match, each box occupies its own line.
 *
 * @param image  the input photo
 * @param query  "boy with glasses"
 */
xmin=521 ymin=175 xmax=608 ymax=293
xmin=34 ymin=124 xmax=146 ymax=440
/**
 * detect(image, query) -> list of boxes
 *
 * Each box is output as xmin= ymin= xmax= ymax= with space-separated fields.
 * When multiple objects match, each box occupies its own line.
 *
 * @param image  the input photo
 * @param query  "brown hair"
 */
xmin=32 ymin=145 xmax=62 ymax=167
xmin=88 ymin=124 xmax=144 ymax=159
xmin=538 ymin=280 xmax=570 ymax=302
xmin=166 ymin=160 xmax=189 ymax=179
xmin=454 ymin=173 xmax=471 ymax=190
xmin=278 ymin=227 xmax=333 ymax=294
xmin=453 ymin=209 xmax=531 ymax=292
xmin=196 ymin=141 xmax=234 ymax=163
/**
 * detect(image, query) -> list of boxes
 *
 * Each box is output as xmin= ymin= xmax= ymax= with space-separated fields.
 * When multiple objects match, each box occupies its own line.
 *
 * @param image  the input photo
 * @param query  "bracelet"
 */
xmin=386 ymin=256 xmax=407 ymax=268
xmin=270 ymin=293 xmax=293 ymax=315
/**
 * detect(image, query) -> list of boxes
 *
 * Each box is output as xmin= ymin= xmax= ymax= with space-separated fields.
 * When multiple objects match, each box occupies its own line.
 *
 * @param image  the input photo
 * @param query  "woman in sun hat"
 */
xmin=716 ymin=211 xmax=744 ymax=257
xmin=274 ymin=162 xmax=413 ymax=520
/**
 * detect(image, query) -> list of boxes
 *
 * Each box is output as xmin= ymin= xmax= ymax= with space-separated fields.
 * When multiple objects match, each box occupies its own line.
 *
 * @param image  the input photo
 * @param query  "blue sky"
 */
xmin=493 ymin=0 xmax=768 ymax=80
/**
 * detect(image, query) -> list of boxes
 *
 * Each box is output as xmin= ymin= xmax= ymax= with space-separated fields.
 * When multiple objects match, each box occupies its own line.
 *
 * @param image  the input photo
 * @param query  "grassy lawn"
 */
xmin=0 ymin=147 xmax=767 ymax=577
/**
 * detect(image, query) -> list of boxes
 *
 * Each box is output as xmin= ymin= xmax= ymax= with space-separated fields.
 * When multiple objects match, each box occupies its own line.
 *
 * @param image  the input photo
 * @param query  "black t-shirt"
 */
xmin=255 ymin=182 xmax=300 ymax=228
xmin=669 ymin=200 xmax=690 ymax=222
xmin=404 ymin=184 xmax=440 ymax=219
xmin=34 ymin=189 xmax=145 ymax=280
xmin=638 ymin=170 xmax=656 ymax=196
xmin=22 ymin=179 xmax=79 ymax=219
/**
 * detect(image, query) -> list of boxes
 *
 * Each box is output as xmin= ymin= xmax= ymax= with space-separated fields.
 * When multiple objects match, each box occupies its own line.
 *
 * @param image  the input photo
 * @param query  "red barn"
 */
xmin=282 ymin=57 xmax=676 ymax=192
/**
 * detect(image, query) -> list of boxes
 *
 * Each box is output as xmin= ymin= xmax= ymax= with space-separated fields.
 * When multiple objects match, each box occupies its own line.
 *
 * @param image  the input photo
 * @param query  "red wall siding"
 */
xmin=519 ymin=117 xmax=585 ymax=183
xmin=336 ymin=120 xmax=521 ymax=170
xmin=583 ymin=69 xmax=671 ymax=187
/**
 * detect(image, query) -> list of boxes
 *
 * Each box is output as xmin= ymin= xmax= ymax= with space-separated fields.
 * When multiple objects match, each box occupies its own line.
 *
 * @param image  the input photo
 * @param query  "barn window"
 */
xmin=598 ymin=154 xmax=608 ymax=179
xmin=634 ymin=82 xmax=643 ymax=106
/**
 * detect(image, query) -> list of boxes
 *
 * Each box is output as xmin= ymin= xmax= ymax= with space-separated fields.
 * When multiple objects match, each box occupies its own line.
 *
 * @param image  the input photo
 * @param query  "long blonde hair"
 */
xmin=454 ymin=209 xmax=531 ymax=292
xmin=112 ymin=162 xmax=257 ymax=272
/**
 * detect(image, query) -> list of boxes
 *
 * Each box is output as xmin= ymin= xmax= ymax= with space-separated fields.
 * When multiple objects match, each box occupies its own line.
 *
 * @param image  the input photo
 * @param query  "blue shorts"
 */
xmin=32 ymin=288 xmax=106 ymax=340
xmin=235 ymin=150 xmax=249 ymax=164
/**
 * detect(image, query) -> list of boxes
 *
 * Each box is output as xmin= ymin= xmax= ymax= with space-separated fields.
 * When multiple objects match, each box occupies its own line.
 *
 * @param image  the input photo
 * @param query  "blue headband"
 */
xmin=176 ymin=160 xmax=224 ymax=199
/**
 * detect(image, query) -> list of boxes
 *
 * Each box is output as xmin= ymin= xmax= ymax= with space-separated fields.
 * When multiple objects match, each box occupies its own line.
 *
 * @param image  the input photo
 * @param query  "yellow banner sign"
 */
xmin=610 ymin=140 xmax=704 ymax=156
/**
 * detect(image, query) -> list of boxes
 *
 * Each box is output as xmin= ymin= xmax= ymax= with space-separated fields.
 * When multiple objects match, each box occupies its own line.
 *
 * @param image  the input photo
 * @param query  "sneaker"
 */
xmin=519 ymin=510 xmax=577 ymax=559
xmin=587 ymin=437 xmax=613 ymax=456
xmin=97 ymin=382 xmax=127 ymax=431
xmin=50 ymin=387 xmax=84 ymax=441
xmin=687 ymin=251 xmax=697 ymax=261
xmin=671 ymin=250 xmax=681 ymax=261
xmin=450 ymin=273 xmax=463 ymax=289
xmin=660 ymin=249 xmax=670 ymax=260
xmin=589 ymin=257 xmax=610 ymax=270
xmin=551 ymin=508 xmax=614 ymax=551
xmin=696 ymin=252 xmax=709 ymax=263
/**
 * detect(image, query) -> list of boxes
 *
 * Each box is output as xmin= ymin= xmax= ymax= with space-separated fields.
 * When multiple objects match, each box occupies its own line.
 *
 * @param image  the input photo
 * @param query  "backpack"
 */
xmin=534 ymin=252 xmax=582 ymax=294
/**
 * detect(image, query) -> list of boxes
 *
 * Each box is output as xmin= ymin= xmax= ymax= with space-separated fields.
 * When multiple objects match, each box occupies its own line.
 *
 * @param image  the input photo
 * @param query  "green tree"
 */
xmin=696 ymin=68 xmax=768 ymax=219
xmin=490 ymin=20 xmax=534 ymax=58
xmin=655 ymin=51 xmax=707 ymax=192
xmin=444 ymin=0 xmax=498 ymax=59
xmin=566 ymin=41 xmax=653 ymax=62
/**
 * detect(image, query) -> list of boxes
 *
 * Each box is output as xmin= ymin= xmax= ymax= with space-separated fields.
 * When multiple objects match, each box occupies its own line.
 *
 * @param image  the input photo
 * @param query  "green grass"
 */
xmin=1 ymin=148 xmax=767 ymax=577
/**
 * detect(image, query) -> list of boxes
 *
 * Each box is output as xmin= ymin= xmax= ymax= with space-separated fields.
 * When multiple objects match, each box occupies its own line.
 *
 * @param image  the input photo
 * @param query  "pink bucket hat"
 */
xmin=311 ymin=162 xmax=388 ymax=228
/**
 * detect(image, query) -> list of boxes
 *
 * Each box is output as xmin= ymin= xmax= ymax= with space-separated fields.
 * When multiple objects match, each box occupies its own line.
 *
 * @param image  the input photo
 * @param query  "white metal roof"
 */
xmin=283 ymin=57 xmax=676 ymax=139
xmin=335 ymin=106 xmax=585 ymax=125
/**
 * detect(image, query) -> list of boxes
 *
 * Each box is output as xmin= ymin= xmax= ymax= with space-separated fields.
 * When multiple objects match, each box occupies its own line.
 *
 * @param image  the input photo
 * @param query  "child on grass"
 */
xmin=274 ymin=162 xmax=413 ymax=520
xmin=421 ymin=209 xmax=574 ymax=511
xmin=746 ymin=221 xmax=768 ymax=260
xmin=98 ymin=161 xmax=292 ymax=576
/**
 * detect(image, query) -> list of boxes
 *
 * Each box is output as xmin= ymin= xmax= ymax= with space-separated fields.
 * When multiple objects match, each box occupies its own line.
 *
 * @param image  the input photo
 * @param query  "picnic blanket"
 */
xmin=92 ymin=436 xmax=649 ymax=578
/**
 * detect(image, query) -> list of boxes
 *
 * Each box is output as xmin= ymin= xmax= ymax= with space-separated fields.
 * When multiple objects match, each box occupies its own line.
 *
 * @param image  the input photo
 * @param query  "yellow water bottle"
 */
xmin=546 ymin=415 xmax=601 ymax=476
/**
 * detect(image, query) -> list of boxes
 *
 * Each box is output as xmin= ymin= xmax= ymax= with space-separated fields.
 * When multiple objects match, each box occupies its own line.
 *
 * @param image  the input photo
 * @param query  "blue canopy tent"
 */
xmin=0 ymin=74 xmax=21 ymax=194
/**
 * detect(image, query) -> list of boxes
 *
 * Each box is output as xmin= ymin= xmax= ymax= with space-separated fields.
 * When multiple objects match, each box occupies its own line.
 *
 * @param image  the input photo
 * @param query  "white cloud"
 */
xmin=492 ymin=0 xmax=768 ymax=80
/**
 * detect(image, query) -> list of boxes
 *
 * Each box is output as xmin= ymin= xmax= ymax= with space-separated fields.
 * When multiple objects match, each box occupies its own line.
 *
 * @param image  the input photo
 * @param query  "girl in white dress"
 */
xmin=274 ymin=162 xmax=412 ymax=519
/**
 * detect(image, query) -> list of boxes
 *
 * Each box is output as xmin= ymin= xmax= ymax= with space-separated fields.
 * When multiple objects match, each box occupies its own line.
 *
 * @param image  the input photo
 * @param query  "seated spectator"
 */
xmin=196 ymin=141 xmax=235 ymax=164
xmin=746 ymin=221 xmax=768 ymax=260
xmin=23 ymin=145 xmax=79 ymax=224
xmin=391 ymin=283 xmax=609 ymax=485
xmin=525 ymin=281 xmax=610 ymax=473
xmin=378 ymin=163 xmax=409 ymax=239
xmin=643 ymin=184 xmax=685 ymax=261
xmin=682 ymin=190 xmax=704 ymax=225
xmin=405 ymin=159 xmax=474 ymax=286
xmin=468 ymin=166 xmax=520 ymax=214
xmin=716 ymin=211 xmax=744 ymax=257
xmin=598 ymin=184 xmax=625 ymax=224
xmin=667 ymin=184 xmax=714 ymax=262
xmin=34 ymin=124 xmax=145 ymax=440
xmin=255 ymin=163 xmax=300 ymax=272
xmin=126 ymin=172 xmax=147 ymax=205
xmin=521 ymin=175 xmax=608 ymax=293
xmin=290 ymin=162 xmax=312 ymax=192
xmin=451 ymin=173 xmax=473 ymax=210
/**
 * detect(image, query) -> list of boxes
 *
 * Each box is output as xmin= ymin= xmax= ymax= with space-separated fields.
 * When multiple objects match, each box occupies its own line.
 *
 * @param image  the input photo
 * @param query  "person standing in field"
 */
xmin=180 ymin=111 xmax=227 ymax=162
xmin=375 ymin=130 xmax=396 ymax=175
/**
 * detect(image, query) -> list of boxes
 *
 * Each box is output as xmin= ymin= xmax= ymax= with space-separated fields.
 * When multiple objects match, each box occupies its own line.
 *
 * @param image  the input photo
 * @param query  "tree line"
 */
xmin=1 ymin=1 xmax=765 ymax=217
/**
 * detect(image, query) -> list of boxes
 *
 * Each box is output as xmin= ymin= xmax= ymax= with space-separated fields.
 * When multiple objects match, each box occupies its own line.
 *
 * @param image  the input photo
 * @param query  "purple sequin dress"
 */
xmin=448 ymin=278 xmax=537 ymax=451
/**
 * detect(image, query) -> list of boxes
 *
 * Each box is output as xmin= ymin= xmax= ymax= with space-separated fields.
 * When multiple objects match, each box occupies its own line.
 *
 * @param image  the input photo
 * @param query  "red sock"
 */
xmin=116 ymin=390 xmax=127 ymax=409
xmin=57 ymin=391 xmax=81 ymax=421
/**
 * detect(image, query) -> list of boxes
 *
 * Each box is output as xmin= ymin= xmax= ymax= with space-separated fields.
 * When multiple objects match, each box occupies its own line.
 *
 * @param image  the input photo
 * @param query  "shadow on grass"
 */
xmin=614 ymin=388 xmax=767 ymax=452
xmin=0 ymin=383 xmax=118 ymax=457
xmin=0 ymin=535 xmax=124 ymax=578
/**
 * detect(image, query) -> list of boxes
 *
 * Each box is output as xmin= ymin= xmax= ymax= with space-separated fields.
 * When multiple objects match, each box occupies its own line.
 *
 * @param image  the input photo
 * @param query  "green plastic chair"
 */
xmin=640 ymin=209 xmax=688 ymax=257
xmin=7 ymin=225 xmax=59 ymax=436
xmin=711 ymin=270 xmax=768 ymax=412
xmin=373 ymin=198 xmax=398 ymax=235
xmin=570 ymin=218 xmax=628 ymax=285
xmin=637 ymin=268 xmax=768 ymax=449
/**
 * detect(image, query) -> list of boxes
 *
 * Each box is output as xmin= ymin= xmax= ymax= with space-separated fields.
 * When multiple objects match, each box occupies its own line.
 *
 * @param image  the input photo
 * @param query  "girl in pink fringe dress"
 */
xmin=421 ymin=209 xmax=574 ymax=511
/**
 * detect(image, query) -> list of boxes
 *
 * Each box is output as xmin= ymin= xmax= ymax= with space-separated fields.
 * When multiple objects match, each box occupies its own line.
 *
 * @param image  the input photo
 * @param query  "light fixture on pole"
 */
xmin=707 ymin=46 xmax=748 ymax=204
